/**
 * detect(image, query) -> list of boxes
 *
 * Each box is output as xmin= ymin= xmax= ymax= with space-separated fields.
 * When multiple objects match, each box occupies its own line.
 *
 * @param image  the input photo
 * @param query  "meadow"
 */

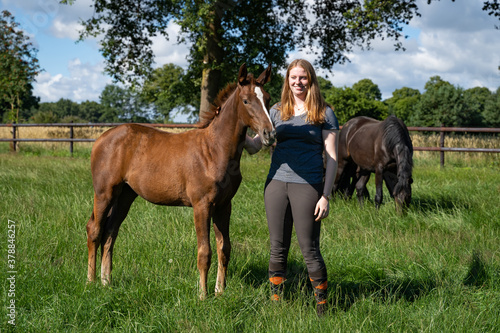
xmin=0 ymin=138 xmax=499 ymax=332
xmin=1 ymin=125 xmax=499 ymax=166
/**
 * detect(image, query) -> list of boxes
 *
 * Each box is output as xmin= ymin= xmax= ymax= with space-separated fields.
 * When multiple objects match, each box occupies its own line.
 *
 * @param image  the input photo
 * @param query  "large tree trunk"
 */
xmin=199 ymin=4 xmax=224 ymax=119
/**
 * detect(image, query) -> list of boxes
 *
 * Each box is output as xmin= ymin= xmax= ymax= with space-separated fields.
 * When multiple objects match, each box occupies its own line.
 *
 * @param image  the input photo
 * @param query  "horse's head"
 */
xmin=394 ymin=176 xmax=413 ymax=214
xmin=236 ymin=63 xmax=275 ymax=146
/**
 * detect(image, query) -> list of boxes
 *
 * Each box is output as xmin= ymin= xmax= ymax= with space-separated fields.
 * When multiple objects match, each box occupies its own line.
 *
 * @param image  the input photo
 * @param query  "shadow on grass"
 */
xmin=409 ymin=194 xmax=472 ymax=214
xmin=238 ymin=261 xmax=437 ymax=311
xmin=330 ymin=276 xmax=437 ymax=311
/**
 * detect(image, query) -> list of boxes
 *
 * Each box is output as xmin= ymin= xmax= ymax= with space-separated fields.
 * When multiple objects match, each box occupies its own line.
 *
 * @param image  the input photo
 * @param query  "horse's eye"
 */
xmin=243 ymin=99 xmax=249 ymax=105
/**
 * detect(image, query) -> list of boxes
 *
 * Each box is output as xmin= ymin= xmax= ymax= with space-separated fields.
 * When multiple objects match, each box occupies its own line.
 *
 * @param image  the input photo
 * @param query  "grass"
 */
xmin=1 ymin=147 xmax=499 ymax=332
xmin=1 ymin=125 xmax=498 ymax=166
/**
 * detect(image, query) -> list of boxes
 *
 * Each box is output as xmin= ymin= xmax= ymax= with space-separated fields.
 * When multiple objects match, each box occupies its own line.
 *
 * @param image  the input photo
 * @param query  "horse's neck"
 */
xmin=207 ymin=91 xmax=247 ymax=159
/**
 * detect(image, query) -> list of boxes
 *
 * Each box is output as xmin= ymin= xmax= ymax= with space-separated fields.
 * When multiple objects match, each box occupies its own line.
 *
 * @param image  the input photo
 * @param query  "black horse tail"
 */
xmin=382 ymin=115 xmax=413 ymax=206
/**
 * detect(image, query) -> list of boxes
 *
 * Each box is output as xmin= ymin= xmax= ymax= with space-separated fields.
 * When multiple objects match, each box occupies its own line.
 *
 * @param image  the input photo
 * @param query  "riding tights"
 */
xmin=264 ymin=179 xmax=327 ymax=287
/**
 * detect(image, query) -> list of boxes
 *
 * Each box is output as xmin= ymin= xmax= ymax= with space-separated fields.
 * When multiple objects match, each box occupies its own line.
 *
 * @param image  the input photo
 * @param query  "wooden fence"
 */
xmin=1 ymin=123 xmax=499 ymax=166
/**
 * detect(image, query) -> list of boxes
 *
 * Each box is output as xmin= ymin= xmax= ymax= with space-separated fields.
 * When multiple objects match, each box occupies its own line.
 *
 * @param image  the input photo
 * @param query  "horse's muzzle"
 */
xmin=261 ymin=129 xmax=276 ymax=146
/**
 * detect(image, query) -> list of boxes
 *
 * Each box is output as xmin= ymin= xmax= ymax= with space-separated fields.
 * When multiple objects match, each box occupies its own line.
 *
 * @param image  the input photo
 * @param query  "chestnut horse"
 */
xmin=333 ymin=115 xmax=413 ymax=213
xmin=86 ymin=64 xmax=275 ymax=298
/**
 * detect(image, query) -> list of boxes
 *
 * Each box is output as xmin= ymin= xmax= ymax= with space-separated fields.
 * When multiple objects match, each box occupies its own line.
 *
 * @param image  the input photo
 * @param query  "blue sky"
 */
xmin=2 ymin=0 xmax=499 ymax=118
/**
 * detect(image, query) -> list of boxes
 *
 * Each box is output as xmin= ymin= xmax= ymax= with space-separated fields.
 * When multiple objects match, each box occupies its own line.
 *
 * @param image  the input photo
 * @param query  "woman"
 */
xmin=245 ymin=59 xmax=339 ymax=316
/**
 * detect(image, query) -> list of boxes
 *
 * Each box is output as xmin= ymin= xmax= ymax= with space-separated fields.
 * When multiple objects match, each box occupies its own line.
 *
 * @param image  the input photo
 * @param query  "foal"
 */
xmin=86 ymin=64 xmax=275 ymax=298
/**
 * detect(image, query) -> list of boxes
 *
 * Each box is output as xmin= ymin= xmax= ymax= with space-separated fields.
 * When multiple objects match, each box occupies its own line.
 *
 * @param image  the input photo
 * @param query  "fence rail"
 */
xmin=1 ymin=123 xmax=499 ymax=166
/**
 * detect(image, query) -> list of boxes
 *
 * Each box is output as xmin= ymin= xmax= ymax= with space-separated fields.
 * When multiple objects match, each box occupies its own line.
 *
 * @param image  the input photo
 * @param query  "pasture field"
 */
xmin=1 ymin=125 xmax=499 ymax=167
xmin=1 ymin=148 xmax=499 ymax=332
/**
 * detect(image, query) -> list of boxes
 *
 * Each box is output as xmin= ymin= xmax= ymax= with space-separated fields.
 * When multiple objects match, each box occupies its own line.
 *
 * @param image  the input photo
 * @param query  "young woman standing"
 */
xmin=245 ymin=59 xmax=339 ymax=316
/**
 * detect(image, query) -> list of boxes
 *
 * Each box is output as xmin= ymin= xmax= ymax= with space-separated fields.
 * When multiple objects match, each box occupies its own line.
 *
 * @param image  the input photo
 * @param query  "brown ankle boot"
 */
xmin=269 ymin=276 xmax=285 ymax=301
xmin=311 ymin=279 xmax=328 ymax=316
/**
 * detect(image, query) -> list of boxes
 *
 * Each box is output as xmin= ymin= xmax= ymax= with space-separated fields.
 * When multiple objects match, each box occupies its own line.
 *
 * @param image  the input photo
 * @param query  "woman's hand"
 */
xmin=314 ymin=195 xmax=330 ymax=221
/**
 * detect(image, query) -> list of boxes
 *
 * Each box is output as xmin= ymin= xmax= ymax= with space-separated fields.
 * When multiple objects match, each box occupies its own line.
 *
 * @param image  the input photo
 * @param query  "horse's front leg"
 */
xmin=212 ymin=202 xmax=232 ymax=295
xmin=193 ymin=203 xmax=213 ymax=300
xmin=374 ymin=169 xmax=384 ymax=209
xmin=355 ymin=173 xmax=370 ymax=206
xmin=87 ymin=193 xmax=113 ymax=283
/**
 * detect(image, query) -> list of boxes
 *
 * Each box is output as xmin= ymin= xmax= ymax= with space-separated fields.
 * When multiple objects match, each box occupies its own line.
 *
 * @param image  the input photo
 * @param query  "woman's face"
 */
xmin=288 ymin=66 xmax=309 ymax=99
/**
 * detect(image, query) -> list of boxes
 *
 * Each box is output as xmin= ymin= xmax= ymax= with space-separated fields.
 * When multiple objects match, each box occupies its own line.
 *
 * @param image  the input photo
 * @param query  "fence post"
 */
xmin=11 ymin=122 xmax=17 ymax=152
xmin=69 ymin=121 xmax=74 ymax=156
xmin=440 ymin=124 xmax=445 ymax=168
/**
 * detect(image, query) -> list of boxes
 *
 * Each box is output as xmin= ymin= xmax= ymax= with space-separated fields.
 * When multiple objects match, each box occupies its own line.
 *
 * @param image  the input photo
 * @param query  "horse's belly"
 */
xmin=127 ymin=177 xmax=191 ymax=207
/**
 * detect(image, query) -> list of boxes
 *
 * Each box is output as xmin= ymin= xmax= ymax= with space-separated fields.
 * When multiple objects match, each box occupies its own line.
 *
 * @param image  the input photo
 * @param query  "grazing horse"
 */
xmin=333 ymin=115 xmax=413 ymax=213
xmin=86 ymin=63 xmax=275 ymax=298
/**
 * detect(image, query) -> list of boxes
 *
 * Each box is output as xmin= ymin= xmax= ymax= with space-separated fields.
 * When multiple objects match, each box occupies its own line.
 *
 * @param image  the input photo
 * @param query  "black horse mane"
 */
xmin=382 ymin=115 xmax=413 ymax=193
xmin=382 ymin=115 xmax=413 ymax=156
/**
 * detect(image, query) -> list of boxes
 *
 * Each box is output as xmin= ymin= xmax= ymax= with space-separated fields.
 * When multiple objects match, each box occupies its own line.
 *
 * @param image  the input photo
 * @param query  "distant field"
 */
xmin=1 ymin=125 xmax=498 ymax=166
xmin=1 ymin=149 xmax=499 ymax=332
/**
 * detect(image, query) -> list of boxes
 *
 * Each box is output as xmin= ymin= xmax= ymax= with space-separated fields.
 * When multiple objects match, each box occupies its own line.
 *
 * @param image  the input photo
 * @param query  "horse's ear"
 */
xmin=256 ymin=64 xmax=272 ymax=85
xmin=238 ymin=63 xmax=248 ymax=84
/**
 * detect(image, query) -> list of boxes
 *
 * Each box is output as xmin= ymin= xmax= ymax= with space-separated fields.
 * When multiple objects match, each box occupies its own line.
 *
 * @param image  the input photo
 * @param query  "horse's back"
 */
xmin=342 ymin=117 xmax=383 ymax=165
xmin=90 ymin=123 xmax=241 ymax=207
xmin=90 ymin=124 xmax=202 ymax=206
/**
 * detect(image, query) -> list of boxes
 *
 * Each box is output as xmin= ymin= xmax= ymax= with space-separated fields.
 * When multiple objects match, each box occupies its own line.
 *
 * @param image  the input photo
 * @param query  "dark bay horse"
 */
xmin=86 ymin=64 xmax=275 ymax=298
xmin=333 ymin=115 xmax=413 ymax=213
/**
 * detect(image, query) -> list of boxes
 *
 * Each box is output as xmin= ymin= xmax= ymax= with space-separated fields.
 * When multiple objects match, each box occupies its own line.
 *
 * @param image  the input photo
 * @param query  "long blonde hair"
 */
xmin=279 ymin=59 xmax=328 ymax=124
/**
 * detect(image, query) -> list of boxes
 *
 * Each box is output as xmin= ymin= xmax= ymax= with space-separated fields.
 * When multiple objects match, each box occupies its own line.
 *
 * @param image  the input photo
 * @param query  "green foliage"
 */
xmin=324 ymin=85 xmax=388 ymax=125
xmin=0 ymin=10 xmax=41 ymax=122
xmin=64 ymin=0 xmax=459 ymax=115
xmin=352 ymin=78 xmax=382 ymax=101
xmin=482 ymin=87 xmax=500 ymax=127
xmin=384 ymin=87 xmax=421 ymax=123
xmin=77 ymin=100 xmax=104 ymax=123
xmin=410 ymin=76 xmax=468 ymax=127
xmin=141 ymin=64 xmax=197 ymax=123
xmin=30 ymin=110 xmax=59 ymax=123
xmin=99 ymin=84 xmax=149 ymax=122
xmin=1 ymin=152 xmax=499 ymax=331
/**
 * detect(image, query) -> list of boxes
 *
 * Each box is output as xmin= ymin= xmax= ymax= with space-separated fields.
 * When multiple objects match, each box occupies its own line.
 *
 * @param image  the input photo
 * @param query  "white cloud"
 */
xmin=34 ymin=59 xmax=112 ymax=102
xmin=8 ymin=0 xmax=499 ymax=105
xmin=318 ymin=0 xmax=500 ymax=99
xmin=151 ymin=23 xmax=191 ymax=69
xmin=50 ymin=18 xmax=83 ymax=40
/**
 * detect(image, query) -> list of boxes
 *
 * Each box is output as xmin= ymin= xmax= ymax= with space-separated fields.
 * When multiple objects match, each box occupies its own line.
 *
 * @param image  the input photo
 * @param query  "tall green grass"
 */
xmin=1 ymin=151 xmax=499 ymax=332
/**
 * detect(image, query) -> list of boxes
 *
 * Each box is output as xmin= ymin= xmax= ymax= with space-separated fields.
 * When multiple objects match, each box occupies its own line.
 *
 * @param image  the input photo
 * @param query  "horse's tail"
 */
xmin=382 ymin=115 xmax=413 ymax=206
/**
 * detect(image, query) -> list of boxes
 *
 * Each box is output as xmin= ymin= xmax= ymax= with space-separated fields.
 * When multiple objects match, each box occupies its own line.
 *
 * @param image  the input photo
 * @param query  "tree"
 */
xmin=352 ymin=78 xmax=382 ymax=101
xmin=483 ymin=87 xmax=500 ymax=127
xmin=324 ymin=84 xmax=388 ymax=125
xmin=99 ymin=84 xmax=149 ymax=122
xmin=78 ymin=100 xmax=104 ymax=123
xmin=411 ymin=76 xmax=468 ymax=127
xmin=141 ymin=64 xmax=195 ymax=123
xmin=58 ymin=1 xmax=447 ymax=119
xmin=30 ymin=110 xmax=59 ymax=124
xmin=385 ymin=87 xmax=421 ymax=123
xmin=0 ymin=10 xmax=41 ymax=123
xmin=463 ymin=87 xmax=492 ymax=127
xmin=63 ymin=0 xmax=499 ymax=120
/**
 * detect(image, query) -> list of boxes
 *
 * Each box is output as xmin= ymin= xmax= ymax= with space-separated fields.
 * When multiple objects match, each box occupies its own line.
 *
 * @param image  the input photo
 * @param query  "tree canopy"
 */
xmin=62 ymin=0 xmax=498 ymax=118
xmin=0 ymin=10 xmax=41 ymax=123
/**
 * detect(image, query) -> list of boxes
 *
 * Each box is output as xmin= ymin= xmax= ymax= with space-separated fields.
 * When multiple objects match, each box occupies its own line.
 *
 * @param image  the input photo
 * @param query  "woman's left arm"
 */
xmin=314 ymin=129 xmax=339 ymax=221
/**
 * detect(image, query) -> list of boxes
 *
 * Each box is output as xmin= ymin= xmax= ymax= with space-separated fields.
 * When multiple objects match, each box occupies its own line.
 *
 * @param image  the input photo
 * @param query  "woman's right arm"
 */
xmin=244 ymin=134 xmax=262 ymax=155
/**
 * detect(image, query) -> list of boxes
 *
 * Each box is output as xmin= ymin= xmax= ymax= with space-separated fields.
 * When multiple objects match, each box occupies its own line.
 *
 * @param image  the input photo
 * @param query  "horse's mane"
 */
xmin=382 ymin=115 xmax=413 ymax=192
xmin=382 ymin=115 xmax=413 ymax=156
xmin=198 ymin=82 xmax=239 ymax=128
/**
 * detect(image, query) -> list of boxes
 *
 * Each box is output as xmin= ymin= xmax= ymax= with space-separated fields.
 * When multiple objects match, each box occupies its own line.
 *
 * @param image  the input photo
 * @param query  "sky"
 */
xmin=1 ymin=0 xmax=499 ymax=121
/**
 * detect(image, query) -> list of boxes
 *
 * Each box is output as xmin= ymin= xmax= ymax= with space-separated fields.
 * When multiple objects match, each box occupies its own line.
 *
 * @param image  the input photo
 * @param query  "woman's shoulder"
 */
xmin=324 ymin=105 xmax=339 ymax=130
xmin=270 ymin=102 xmax=281 ymax=115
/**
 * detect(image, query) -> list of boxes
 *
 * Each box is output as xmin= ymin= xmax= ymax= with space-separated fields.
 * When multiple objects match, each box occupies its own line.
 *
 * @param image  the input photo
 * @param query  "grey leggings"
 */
xmin=264 ymin=179 xmax=327 ymax=281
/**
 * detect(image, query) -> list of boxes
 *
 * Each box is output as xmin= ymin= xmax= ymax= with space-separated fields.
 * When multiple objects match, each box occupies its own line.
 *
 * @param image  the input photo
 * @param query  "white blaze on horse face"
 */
xmin=254 ymin=86 xmax=275 ymax=130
